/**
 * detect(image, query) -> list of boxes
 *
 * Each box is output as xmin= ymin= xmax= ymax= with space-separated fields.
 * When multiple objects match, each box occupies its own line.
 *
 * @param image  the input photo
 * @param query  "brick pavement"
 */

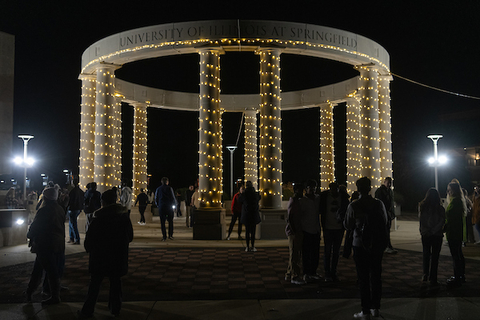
xmin=2 ymin=245 xmax=480 ymax=304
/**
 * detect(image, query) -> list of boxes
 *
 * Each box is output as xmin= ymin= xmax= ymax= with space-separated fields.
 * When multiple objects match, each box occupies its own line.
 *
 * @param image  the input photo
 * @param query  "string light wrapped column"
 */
xmin=132 ymin=102 xmax=148 ymax=197
xmin=244 ymin=110 xmax=258 ymax=189
xmin=356 ymin=64 xmax=381 ymax=189
xmin=320 ymin=102 xmax=335 ymax=191
xmin=378 ymin=75 xmax=393 ymax=179
xmin=79 ymin=74 xmax=96 ymax=188
xmin=258 ymin=48 xmax=283 ymax=209
xmin=93 ymin=64 xmax=122 ymax=193
xmin=198 ymin=49 xmax=223 ymax=208
xmin=345 ymin=96 xmax=362 ymax=194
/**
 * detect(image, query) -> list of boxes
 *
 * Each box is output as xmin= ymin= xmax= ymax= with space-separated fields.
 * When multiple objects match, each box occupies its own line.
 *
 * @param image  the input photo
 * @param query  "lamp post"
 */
xmin=226 ymin=146 xmax=237 ymax=199
xmin=427 ymin=134 xmax=443 ymax=191
xmin=18 ymin=134 xmax=34 ymax=202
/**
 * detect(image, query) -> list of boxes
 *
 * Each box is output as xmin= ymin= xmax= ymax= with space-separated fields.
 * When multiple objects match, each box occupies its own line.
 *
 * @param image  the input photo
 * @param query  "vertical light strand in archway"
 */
xmin=79 ymin=74 xmax=96 ymax=189
xmin=198 ymin=49 xmax=223 ymax=208
xmin=345 ymin=96 xmax=362 ymax=194
xmin=132 ymin=103 xmax=148 ymax=198
xmin=320 ymin=102 xmax=335 ymax=191
xmin=356 ymin=64 xmax=381 ymax=190
xmin=258 ymin=48 xmax=282 ymax=209
xmin=244 ymin=110 xmax=258 ymax=190
xmin=378 ymin=75 xmax=393 ymax=179
xmin=94 ymin=64 xmax=121 ymax=193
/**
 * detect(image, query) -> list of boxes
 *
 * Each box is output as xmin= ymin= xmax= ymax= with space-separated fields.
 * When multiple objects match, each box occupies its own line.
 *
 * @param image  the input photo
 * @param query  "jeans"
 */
xmin=160 ymin=214 xmax=174 ymax=239
xmin=227 ymin=213 xmax=243 ymax=237
xmin=245 ymin=223 xmax=256 ymax=248
xmin=302 ymin=231 xmax=320 ymax=276
xmin=421 ymin=235 xmax=443 ymax=281
xmin=286 ymin=232 xmax=303 ymax=278
xmin=353 ymin=246 xmax=384 ymax=313
xmin=448 ymin=240 xmax=465 ymax=278
xmin=138 ymin=206 xmax=146 ymax=223
xmin=68 ymin=210 xmax=81 ymax=242
xmin=323 ymin=228 xmax=345 ymax=277
xmin=81 ymin=274 xmax=122 ymax=316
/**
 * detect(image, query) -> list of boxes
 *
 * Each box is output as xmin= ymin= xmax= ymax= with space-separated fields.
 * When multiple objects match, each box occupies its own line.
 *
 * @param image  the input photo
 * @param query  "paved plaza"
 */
xmin=1 ymin=209 xmax=480 ymax=319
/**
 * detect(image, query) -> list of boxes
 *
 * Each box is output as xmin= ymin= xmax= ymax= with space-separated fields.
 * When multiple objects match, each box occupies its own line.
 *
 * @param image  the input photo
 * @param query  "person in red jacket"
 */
xmin=227 ymin=185 xmax=244 ymax=240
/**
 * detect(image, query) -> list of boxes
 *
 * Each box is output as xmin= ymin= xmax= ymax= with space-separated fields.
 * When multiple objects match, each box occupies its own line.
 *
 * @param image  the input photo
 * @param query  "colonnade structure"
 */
xmin=78 ymin=20 xmax=393 ymax=233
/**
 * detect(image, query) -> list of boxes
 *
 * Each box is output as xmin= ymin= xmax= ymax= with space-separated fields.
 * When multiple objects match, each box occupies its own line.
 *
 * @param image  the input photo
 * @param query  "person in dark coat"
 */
xmin=25 ymin=186 xmax=66 ymax=305
xmin=84 ymin=182 xmax=101 ymax=232
xmin=155 ymin=177 xmax=176 ymax=240
xmin=239 ymin=181 xmax=261 ymax=252
xmin=134 ymin=188 xmax=149 ymax=225
xmin=67 ymin=180 xmax=84 ymax=244
xmin=79 ymin=189 xmax=134 ymax=318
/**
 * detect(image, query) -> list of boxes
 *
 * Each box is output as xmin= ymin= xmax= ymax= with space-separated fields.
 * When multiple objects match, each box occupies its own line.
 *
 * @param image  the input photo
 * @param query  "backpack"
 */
xmin=354 ymin=197 xmax=388 ymax=252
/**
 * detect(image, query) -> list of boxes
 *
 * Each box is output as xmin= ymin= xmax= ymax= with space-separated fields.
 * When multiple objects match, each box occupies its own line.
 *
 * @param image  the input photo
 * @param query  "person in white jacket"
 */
xmin=120 ymin=182 xmax=133 ymax=216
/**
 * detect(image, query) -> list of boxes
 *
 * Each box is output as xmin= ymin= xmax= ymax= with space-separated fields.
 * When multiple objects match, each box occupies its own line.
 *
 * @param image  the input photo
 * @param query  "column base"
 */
xmin=193 ymin=208 xmax=225 ymax=240
xmin=259 ymin=208 xmax=287 ymax=240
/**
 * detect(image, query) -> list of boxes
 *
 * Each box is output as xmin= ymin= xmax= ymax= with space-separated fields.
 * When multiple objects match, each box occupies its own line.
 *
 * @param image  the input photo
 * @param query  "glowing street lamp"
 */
xmin=17 ymin=134 xmax=34 ymax=202
xmin=226 ymin=146 xmax=237 ymax=199
xmin=427 ymin=134 xmax=445 ymax=191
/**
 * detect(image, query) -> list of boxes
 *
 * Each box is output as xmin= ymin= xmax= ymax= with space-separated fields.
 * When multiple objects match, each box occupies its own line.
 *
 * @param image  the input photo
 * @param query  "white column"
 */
xmin=244 ymin=110 xmax=258 ymax=190
xmin=356 ymin=64 xmax=381 ymax=189
xmin=320 ymin=102 xmax=335 ymax=191
xmin=198 ymin=49 xmax=223 ymax=208
xmin=79 ymin=74 xmax=96 ymax=189
xmin=345 ymin=97 xmax=362 ymax=194
xmin=93 ymin=64 xmax=121 ymax=193
xmin=378 ymin=75 xmax=393 ymax=179
xmin=258 ymin=48 xmax=282 ymax=209
xmin=132 ymin=103 xmax=148 ymax=198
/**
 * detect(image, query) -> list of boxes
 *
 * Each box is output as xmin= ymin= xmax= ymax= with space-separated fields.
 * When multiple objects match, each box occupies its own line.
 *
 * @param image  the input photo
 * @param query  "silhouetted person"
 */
xmin=67 ymin=180 xmax=84 ymax=245
xmin=155 ymin=177 xmax=176 ymax=240
xmin=79 ymin=189 xmax=134 ymax=318
xmin=227 ymin=185 xmax=244 ymax=240
xmin=25 ymin=186 xmax=65 ymax=305
xmin=240 ymin=181 xmax=261 ymax=252
xmin=418 ymin=188 xmax=445 ymax=285
xmin=134 ymin=188 xmax=149 ymax=225
xmin=345 ymin=177 xmax=388 ymax=319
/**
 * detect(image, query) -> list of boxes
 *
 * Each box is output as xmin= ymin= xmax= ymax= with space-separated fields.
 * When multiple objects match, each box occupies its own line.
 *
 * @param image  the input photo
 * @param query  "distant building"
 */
xmin=461 ymin=147 xmax=480 ymax=186
xmin=0 ymin=31 xmax=14 ymax=175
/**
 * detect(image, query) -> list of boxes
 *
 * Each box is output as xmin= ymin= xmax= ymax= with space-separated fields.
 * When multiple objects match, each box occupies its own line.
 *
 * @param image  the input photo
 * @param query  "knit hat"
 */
xmin=43 ymin=187 xmax=58 ymax=201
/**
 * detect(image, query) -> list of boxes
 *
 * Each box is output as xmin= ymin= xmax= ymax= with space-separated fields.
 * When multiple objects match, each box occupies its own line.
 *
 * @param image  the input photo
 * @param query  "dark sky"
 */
xmin=1 ymin=1 xmax=479 ymax=207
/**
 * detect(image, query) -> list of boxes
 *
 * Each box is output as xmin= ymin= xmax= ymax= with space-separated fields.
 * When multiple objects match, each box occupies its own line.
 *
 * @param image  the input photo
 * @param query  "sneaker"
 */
xmin=291 ymin=277 xmax=305 ymax=285
xmin=385 ymin=247 xmax=398 ymax=254
xmin=370 ymin=309 xmax=380 ymax=317
xmin=168 ymin=236 xmax=174 ymax=240
xmin=245 ymin=247 xmax=250 ymax=252
xmin=66 ymin=239 xmax=74 ymax=243
xmin=353 ymin=311 xmax=371 ymax=319
xmin=137 ymin=221 xmax=142 ymax=225
xmin=227 ymin=236 xmax=231 ymax=241
xmin=303 ymin=274 xmax=314 ymax=283
xmin=310 ymin=273 xmax=322 ymax=280
xmin=251 ymin=247 xmax=257 ymax=252
xmin=73 ymin=241 xmax=80 ymax=245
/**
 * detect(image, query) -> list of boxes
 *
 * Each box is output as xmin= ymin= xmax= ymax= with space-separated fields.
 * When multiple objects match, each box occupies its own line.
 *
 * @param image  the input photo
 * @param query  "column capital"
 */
xmin=254 ymin=47 xmax=284 ymax=55
xmin=78 ymin=73 xmax=97 ymax=81
xmin=197 ymin=47 xmax=225 ymax=55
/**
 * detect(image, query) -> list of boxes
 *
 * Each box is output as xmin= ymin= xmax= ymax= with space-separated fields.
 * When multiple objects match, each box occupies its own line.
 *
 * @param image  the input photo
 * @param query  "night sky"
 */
xmin=1 ymin=1 xmax=479 ymax=209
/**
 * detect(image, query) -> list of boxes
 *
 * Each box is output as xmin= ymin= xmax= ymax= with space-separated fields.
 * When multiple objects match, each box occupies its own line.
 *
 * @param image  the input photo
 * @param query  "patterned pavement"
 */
xmin=2 ymin=245 xmax=480 ymax=304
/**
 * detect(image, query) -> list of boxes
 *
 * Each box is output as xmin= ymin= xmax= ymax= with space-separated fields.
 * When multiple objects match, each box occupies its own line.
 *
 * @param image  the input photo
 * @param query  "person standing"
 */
xmin=285 ymin=183 xmax=305 ymax=285
xmin=320 ymin=182 xmax=348 ymax=282
xmin=78 ymin=189 xmax=134 ymax=318
xmin=120 ymin=182 xmax=133 ymax=217
xmin=155 ymin=177 xmax=176 ymax=241
xmin=67 ymin=180 xmax=84 ymax=245
xmin=345 ymin=177 xmax=388 ymax=319
xmin=134 ymin=188 xmax=149 ymax=225
xmin=239 ymin=181 xmax=261 ymax=252
xmin=227 ymin=185 xmax=244 ymax=240
xmin=444 ymin=181 xmax=467 ymax=286
xmin=25 ymin=186 xmax=65 ymax=305
xmin=472 ymin=186 xmax=480 ymax=244
xmin=375 ymin=177 xmax=397 ymax=254
xmin=418 ymin=188 xmax=445 ymax=285
xmin=185 ymin=185 xmax=195 ymax=228
xmin=300 ymin=179 xmax=322 ymax=283
xmin=84 ymin=182 xmax=101 ymax=232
